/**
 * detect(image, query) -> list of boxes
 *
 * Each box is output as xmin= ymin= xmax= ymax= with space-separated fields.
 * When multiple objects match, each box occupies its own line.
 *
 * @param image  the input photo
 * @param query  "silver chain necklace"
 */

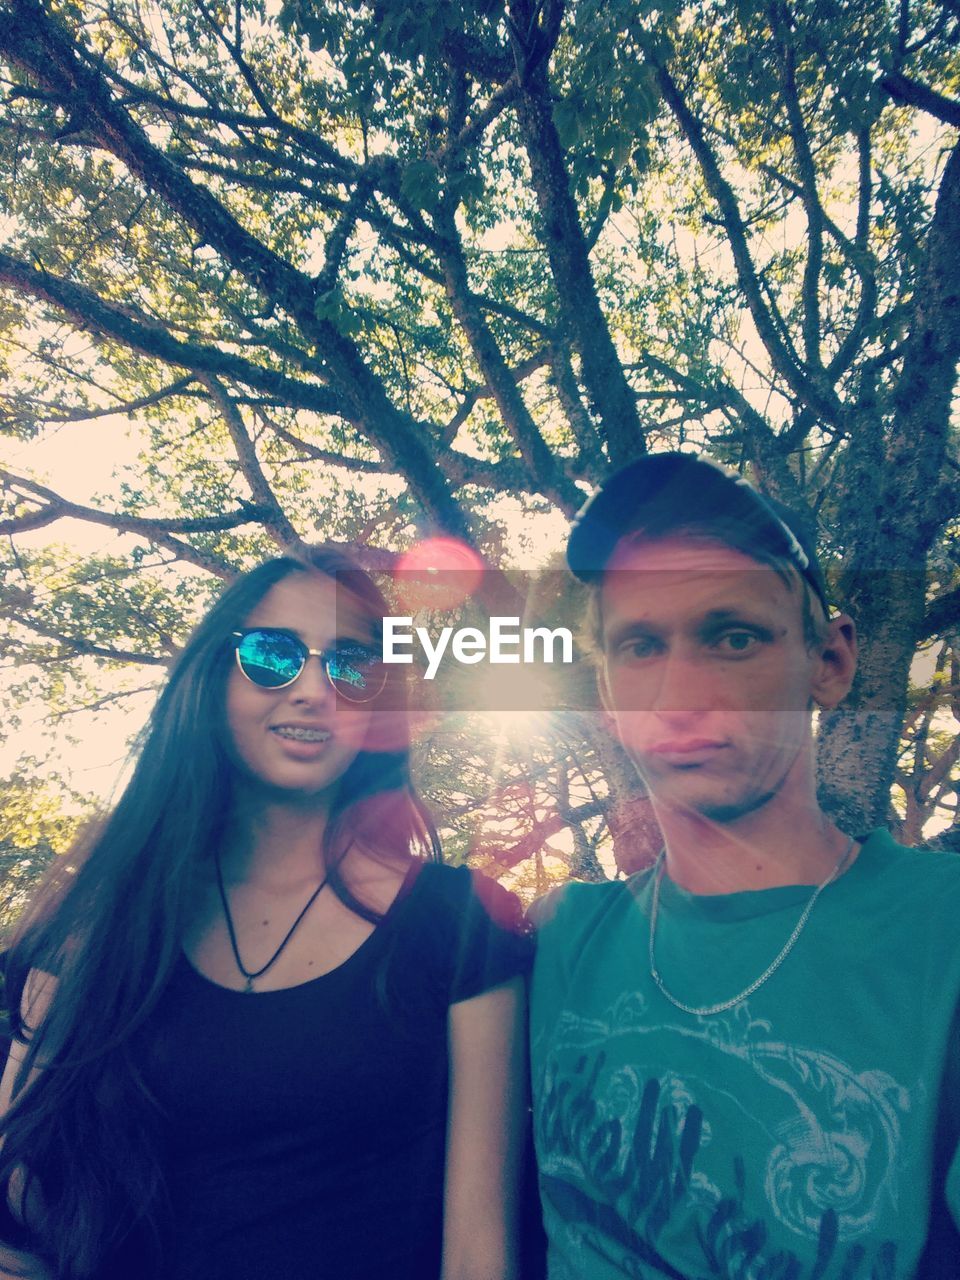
xmin=647 ymin=836 xmax=855 ymax=1017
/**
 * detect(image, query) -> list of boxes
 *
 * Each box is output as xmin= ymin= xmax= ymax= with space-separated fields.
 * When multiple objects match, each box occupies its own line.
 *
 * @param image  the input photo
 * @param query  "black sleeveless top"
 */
xmin=119 ymin=862 xmax=531 ymax=1280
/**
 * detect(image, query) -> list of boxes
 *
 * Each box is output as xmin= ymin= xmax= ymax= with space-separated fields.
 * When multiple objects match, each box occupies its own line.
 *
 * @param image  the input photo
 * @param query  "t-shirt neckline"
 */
xmin=633 ymin=829 xmax=888 ymax=923
xmin=180 ymin=857 xmax=426 ymax=996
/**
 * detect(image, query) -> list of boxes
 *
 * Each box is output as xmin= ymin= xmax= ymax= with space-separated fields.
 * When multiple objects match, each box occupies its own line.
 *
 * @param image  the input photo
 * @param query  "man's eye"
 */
xmin=618 ymin=636 xmax=661 ymax=660
xmin=715 ymin=630 xmax=760 ymax=655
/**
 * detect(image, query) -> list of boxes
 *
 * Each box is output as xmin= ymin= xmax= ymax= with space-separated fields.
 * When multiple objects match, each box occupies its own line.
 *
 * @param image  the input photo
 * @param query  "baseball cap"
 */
xmin=566 ymin=452 xmax=829 ymax=610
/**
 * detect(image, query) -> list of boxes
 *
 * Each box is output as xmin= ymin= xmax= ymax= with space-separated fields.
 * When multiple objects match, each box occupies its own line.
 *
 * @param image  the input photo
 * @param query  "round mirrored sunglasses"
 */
xmin=231 ymin=629 xmax=387 ymax=703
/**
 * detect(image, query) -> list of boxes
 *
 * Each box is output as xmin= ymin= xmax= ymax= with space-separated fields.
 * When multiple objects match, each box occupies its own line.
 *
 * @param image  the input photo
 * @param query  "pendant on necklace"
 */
xmin=243 ymin=976 xmax=254 ymax=993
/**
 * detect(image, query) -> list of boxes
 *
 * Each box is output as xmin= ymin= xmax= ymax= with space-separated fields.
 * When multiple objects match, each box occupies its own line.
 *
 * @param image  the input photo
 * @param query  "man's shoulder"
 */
xmin=528 ymin=873 xmax=645 ymax=935
xmin=856 ymin=828 xmax=960 ymax=924
xmin=862 ymin=828 xmax=960 ymax=881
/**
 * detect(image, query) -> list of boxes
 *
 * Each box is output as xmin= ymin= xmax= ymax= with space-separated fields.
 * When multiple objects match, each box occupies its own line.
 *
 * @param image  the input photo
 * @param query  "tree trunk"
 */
xmin=817 ymin=568 xmax=925 ymax=835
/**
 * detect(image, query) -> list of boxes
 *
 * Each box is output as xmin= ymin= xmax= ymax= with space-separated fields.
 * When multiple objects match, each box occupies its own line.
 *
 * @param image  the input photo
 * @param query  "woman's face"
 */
xmin=225 ymin=572 xmax=377 ymax=803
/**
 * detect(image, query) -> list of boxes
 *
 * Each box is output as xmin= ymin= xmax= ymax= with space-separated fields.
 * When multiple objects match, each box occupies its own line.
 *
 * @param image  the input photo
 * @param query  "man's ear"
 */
xmin=811 ymin=614 xmax=857 ymax=710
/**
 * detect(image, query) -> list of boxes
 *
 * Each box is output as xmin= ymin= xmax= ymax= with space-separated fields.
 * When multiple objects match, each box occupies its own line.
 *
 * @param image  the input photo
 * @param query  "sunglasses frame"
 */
xmin=230 ymin=628 xmax=387 ymax=704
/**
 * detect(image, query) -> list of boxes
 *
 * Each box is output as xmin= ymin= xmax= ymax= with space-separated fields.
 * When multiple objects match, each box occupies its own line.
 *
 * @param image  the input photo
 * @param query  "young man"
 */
xmin=530 ymin=452 xmax=960 ymax=1278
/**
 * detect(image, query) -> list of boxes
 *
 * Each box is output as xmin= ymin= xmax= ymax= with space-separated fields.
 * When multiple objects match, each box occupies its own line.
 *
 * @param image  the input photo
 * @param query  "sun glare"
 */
xmin=465 ymin=662 xmax=560 ymax=743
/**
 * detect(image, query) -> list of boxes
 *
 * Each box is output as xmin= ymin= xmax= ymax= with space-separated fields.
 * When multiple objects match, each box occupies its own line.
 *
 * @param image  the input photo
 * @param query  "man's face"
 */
xmin=598 ymin=536 xmax=823 ymax=823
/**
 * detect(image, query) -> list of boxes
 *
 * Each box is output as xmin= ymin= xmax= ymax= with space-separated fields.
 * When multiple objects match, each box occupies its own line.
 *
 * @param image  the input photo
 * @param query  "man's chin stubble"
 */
xmin=695 ymin=789 xmax=779 ymax=824
xmin=644 ymin=775 xmax=781 ymax=825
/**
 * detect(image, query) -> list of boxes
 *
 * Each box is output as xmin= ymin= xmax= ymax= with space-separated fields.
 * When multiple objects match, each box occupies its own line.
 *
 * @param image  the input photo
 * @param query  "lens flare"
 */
xmin=393 ymin=538 xmax=485 ymax=613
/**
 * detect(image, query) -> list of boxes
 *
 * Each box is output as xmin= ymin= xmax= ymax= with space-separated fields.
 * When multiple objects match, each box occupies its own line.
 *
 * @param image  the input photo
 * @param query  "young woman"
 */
xmin=0 ymin=547 xmax=531 ymax=1280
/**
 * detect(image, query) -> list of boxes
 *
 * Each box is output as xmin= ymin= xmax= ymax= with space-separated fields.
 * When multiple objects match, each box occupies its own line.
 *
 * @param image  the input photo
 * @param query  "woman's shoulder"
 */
xmin=20 ymin=970 xmax=57 ymax=1027
xmin=399 ymin=862 xmax=533 ymax=1001
xmin=4 ymin=967 xmax=58 ymax=1044
xmin=0 ymin=967 xmax=58 ymax=1114
xmin=411 ymin=861 xmax=527 ymax=929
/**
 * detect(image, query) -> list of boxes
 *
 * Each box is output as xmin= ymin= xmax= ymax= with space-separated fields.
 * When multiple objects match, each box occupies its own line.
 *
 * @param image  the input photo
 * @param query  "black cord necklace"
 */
xmin=215 ymin=849 xmax=330 ymax=993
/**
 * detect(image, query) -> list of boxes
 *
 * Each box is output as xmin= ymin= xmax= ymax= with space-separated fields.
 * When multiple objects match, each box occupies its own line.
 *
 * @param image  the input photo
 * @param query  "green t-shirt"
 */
xmin=530 ymin=831 xmax=960 ymax=1279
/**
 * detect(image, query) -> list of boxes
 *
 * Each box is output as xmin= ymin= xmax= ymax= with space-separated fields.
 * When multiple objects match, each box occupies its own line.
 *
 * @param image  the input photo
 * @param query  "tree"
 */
xmin=0 ymin=762 xmax=93 ymax=930
xmin=0 ymin=0 xmax=958 ymax=892
xmin=628 ymin=0 xmax=960 ymax=833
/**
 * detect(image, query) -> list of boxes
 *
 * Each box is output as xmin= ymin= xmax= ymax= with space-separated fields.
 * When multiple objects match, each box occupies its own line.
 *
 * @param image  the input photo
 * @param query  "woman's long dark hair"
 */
xmin=0 ymin=546 xmax=439 ymax=1279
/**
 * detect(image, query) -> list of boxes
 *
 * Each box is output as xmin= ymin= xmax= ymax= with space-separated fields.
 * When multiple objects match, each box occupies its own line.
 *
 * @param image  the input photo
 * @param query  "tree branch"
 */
xmin=509 ymin=1 xmax=648 ymax=466
xmin=0 ymin=0 xmax=474 ymax=542
xmin=436 ymin=74 xmax=521 ymax=167
xmin=650 ymin=50 xmax=843 ymax=426
xmin=434 ymin=199 xmax=581 ymax=511
xmin=200 ymin=376 xmax=303 ymax=549
xmin=439 ymin=349 xmax=550 ymax=447
xmin=0 ymin=249 xmax=347 ymax=418
xmin=547 ymin=340 xmax=606 ymax=476
xmin=7 ymin=611 xmax=174 ymax=666
xmin=889 ymin=137 xmax=960 ymax=546
xmin=770 ymin=0 xmax=825 ymax=374
xmin=256 ymin=417 xmax=385 ymax=475
xmin=6 ymin=377 xmax=196 ymax=425
xmin=384 ymin=232 xmax=553 ymax=337
xmin=920 ymin=585 xmax=960 ymax=640
xmin=827 ymin=128 xmax=878 ymax=381
xmin=881 ymin=71 xmax=960 ymax=127
xmin=0 ymin=468 xmax=245 ymax=577
xmin=315 ymin=179 xmax=371 ymax=294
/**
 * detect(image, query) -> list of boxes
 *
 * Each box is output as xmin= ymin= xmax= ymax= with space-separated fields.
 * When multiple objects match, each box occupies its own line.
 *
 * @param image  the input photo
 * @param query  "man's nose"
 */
xmin=650 ymin=651 xmax=715 ymax=717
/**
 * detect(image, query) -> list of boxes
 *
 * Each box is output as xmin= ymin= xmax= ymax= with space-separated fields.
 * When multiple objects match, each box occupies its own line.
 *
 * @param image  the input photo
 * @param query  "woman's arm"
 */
xmin=0 ymin=1244 xmax=51 ymax=1280
xmin=442 ymin=976 xmax=527 ymax=1280
xmin=0 ymin=975 xmax=55 ymax=1280
xmin=0 ymin=969 xmax=56 ymax=1109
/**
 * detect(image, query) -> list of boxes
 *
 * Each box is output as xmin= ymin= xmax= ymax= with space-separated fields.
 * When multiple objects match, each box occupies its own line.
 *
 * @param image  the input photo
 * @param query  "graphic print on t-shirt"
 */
xmin=534 ymin=993 xmax=910 ymax=1279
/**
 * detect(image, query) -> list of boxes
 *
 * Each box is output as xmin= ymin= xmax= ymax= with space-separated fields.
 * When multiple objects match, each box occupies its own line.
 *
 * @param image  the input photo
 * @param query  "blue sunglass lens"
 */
xmin=236 ymin=631 xmax=304 ymax=687
xmin=235 ymin=633 xmax=383 ymax=700
xmin=326 ymin=644 xmax=380 ymax=698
